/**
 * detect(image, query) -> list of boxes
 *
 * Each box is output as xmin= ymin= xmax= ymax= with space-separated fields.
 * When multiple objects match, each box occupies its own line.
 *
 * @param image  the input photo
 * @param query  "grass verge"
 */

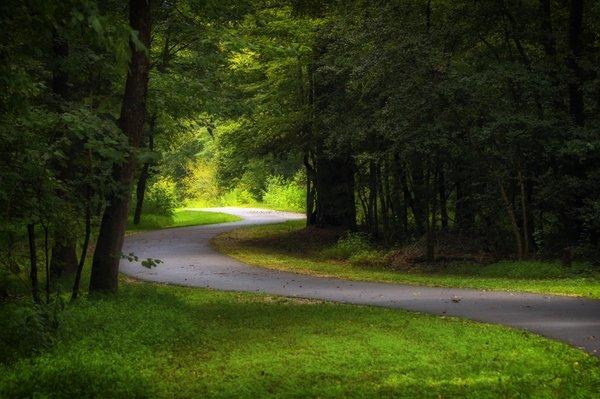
xmin=212 ymin=221 xmax=600 ymax=299
xmin=1 ymin=279 xmax=599 ymax=398
xmin=127 ymin=209 xmax=241 ymax=232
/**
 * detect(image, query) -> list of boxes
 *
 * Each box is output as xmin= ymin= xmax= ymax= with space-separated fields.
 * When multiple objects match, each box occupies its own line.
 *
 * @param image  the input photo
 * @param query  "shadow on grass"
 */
xmin=2 ymin=282 xmax=599 ymax=398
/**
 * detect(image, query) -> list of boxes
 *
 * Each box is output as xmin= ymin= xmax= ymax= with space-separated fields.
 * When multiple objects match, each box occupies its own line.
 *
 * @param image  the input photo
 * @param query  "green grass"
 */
xmin=127 ymin=209 xmax=241 ymax=232
xmin=1 ymin=280 xmax=599 ymax=398
xmin=213 ymin=221 xmax=600 ymax=299
xmin=183 ymin=199 xmax=305 ymax=214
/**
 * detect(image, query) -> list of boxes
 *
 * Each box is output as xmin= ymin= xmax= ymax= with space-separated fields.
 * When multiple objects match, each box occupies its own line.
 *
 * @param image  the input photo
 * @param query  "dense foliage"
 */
xmin=1 ymin=0 xmax=599 ymax=363
xmin=220 ymin=0 xmax=600 ymax=263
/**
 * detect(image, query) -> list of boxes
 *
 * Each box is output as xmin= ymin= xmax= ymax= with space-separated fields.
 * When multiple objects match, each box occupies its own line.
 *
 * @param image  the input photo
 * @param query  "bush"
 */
xmin=143 ymin=177 xmax=178 ymax=216
xmin=348 ymin=250 xmax=388 ymax=268
xmin=180 ymin=160 xmax=220 ymax=205
xmin=0 ymin=302 xmax=61 ymax=364
xmin=322 ymin=232 xmax=374 ymax=260
xmin=262 ymin=175 xmax=305 ymax=212
xmin=219 ymin=186 xmax=256 ymax=206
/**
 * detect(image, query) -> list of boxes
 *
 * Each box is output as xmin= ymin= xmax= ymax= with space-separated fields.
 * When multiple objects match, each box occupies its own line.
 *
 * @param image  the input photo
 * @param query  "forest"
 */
xmin=1 ymin=0 xmax=600 ymax=397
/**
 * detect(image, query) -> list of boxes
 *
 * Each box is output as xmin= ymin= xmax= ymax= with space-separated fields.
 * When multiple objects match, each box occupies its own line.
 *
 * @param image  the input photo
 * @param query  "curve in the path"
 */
xmin=121 ymin=207 xmax=600 ymax=357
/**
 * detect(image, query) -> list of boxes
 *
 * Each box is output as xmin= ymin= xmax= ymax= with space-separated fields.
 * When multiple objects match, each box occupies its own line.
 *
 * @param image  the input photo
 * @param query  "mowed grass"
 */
xmin=127 ymin=209 xmax=241 ymax=232
xmin=213 ymin=221 xmax=600 ymax=299
xmin=1 ymin=280 xmax=599 ymax=398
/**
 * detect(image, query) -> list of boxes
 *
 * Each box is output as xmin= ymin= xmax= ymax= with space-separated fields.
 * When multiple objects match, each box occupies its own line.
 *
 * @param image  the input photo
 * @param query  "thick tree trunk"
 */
xmin=133 ymin=113 xmax=156 ymax=225
xmin=27 ymin=224 xmax=40 ymax=304
xmin=314 ymin=153 xmax=356 ymax=229
xmin=89 ymin=0 xmax=152 ymax=293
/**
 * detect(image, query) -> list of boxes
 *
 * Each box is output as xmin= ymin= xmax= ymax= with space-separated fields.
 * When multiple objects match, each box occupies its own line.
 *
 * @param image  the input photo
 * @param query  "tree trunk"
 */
xmin=27 ymin=224 xmax=40 ymax=304
xmin=43 ymin=224 xmax=50 ymax=303
xmin=133 ymin=112 xmax=156 ymax=225
xmin=71 ymin=206 xmax=91 ymax=302
xmin=314 ymin=152 xmax=356 ymax=229
xmin=437 ymin=161 xmax=448 ymax=230
xmin=368 ymin=160 xmax=379 ymax=237
xmin=517 ymin=163 xmax=530 ymax=258
xmin=455 ymin=165 xmax=475 ymax=234
xmin=410 ymin=156 xmax=427 ymax=235
xmin=425 ymin=165 xmax=437 ymax=262
xmin=304 ymin=151 xmax=317 ymax=226
xmin=498 ymin=176 xmax=523 ymax=260
xmin=89 ymin=0 xmax=152 ymax=293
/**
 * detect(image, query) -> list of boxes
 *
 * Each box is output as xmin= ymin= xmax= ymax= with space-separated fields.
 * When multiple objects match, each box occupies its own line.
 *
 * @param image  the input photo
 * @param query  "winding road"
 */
xmin=121 ymin=207 xmax=600 ymax=357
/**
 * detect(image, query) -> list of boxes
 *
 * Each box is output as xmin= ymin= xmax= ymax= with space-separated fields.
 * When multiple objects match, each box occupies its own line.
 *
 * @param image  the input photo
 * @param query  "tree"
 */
xmin=90 ymin=0 xmax=153 ymax=292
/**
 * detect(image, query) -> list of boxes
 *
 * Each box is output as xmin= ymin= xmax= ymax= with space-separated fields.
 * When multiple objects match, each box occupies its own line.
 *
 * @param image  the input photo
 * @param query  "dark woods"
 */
xmin=302 ymin=0 xmax=600 ymax=263
xmin=0 ymin=0 xmax=152 ymax=301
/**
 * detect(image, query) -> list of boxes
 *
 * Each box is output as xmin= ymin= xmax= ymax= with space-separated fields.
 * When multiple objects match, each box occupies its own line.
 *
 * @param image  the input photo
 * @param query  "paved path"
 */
xmin=121 ymin=207 xmax=600 ymax=357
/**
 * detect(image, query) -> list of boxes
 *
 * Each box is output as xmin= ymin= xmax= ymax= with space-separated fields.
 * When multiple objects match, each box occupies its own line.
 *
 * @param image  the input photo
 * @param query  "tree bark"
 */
xmin=314 ymin=152 xmax=356 ymax=229
xmin=425 ymin=164 xmax=437 ymax=262
xmin=71 ymin=206 xmax=91 ymax=302
xmin=89 ymin=0 xmax=152 ymax=293
xmin=455 ymin=164 xmax=475 ymax=234
xmin=437 ymin=161 xmax=448 ymax=230
xmin=517 ymin=163 xmax=530 ymax=258
xmin=133 ymin=112 xmax=156 ymax=225
xmin=304 ymin=151 xmax=317 ymax=226
xmin=409 ymin=156 xmax=427 ymax=234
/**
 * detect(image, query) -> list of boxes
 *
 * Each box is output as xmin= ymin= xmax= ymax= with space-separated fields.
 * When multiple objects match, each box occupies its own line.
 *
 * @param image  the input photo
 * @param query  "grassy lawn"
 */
xmin=1 ymin=279 xmax=599 ymax=398
xmin=127 ymin=209 xmax=241 ymax=232
xmin=213 ymin=221 xmax=600 ymax=299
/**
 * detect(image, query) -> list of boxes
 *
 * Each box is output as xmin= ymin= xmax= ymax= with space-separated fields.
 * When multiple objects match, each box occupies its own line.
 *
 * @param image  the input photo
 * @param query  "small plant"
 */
xmin=0 ymin=300 xmax=63 ymax=364
xmin=322 ymin=232 xmax=374 ymax=260
xmin=348 ymin=250 xmax=388 ymax=268
xmin=143 ymin=177 xmax=179 ymax=216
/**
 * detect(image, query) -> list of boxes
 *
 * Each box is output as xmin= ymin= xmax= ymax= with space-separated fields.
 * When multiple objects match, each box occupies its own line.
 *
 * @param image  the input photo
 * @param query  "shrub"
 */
xmin=262 ymin=175 xmax=305 ymax=212
xmin=0 ymin=301 xmax=61 ymax=364
xmin=322 ymin=232 xmax=374 ymax=260
xmin=180 ymin=160 xmax=220 ymax=205
xmin=219 ymin=186 xmax=256 ymax=206
xmin=143 ymin=177 xmax=178 ymax=216
xmin=349 ymin=250 xmax=388 ymax=268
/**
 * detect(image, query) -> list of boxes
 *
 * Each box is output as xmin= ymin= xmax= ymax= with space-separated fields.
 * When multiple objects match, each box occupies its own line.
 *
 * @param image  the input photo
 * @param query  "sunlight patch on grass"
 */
xmin=127 ymin=209 xmax=241 ymax=232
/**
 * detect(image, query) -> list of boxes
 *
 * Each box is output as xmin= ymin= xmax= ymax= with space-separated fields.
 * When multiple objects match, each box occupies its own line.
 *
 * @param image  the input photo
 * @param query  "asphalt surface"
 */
xmin=121 ymin=207 xmax=600 ymax=357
